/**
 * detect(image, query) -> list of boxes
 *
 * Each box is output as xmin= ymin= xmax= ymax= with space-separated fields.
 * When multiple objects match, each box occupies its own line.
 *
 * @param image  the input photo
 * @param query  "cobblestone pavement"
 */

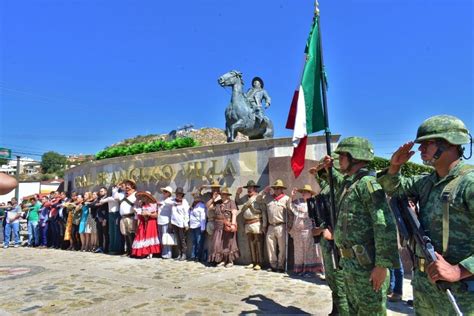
xmin=0 ymin=248 xmax=414 ymax=315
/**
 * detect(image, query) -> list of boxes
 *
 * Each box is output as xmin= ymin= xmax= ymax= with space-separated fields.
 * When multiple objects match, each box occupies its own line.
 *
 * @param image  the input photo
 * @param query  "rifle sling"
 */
xmin=440 ymin=165 xmax=474 ymax=255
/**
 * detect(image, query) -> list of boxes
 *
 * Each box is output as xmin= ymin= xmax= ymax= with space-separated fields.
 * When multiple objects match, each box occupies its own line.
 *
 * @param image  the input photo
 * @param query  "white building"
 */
xmin=0 ymin=157 xmax=37 ymax=175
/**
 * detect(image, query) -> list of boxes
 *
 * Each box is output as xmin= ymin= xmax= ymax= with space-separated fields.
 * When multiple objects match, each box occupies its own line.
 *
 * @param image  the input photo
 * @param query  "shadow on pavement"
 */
xmin=240 ymin=294 xmax=310 ymax=315
xmin=387 ymin=300 xmax=414 ymax=315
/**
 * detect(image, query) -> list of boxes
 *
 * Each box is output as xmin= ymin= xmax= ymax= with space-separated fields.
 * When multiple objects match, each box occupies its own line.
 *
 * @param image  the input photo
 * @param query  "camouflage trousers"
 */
xmin=412 ymin=270 xmax=474 ymax=316
xmin=321 ymin=239 xmax=349 ymax=315
xmin=340 ymin=259 xmax=389 ymax=316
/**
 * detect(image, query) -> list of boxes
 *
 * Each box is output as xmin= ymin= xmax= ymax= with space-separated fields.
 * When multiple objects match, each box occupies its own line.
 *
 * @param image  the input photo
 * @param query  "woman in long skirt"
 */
xmin=289 ymin=185 xmax=324 ymax=277
xmin=132 ymin=192 xmax=161 ymax=258
xmin=208 ymin=187 xmax=239 ymax=268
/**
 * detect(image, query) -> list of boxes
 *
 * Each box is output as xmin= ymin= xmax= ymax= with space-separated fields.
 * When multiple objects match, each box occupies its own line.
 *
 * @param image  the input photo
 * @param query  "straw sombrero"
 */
xmin=209 ymin=179 xmax=222 ymax=188
xmin=136 ymin=191 xmax=157 ymax=204
xmin=297 ymin=184 xmax=316 ymax=195
xmin=270 ymin=179 xmax=287 ymax=189
xmin=160 ymin=186 xmax=173 ymax=194
xmin=220 ymin=187 xmax=232 ymax=196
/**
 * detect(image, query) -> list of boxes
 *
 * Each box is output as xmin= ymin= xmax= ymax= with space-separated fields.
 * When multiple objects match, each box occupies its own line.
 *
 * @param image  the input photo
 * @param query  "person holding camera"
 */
xmin=208 ymin=187 xmax=240 ymax=268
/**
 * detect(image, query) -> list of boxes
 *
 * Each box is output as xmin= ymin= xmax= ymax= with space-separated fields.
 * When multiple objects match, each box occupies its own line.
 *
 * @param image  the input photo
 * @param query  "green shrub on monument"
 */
xmin=369 ymin=156 xmax=433 ymax=177
xmin=95 ymin=137 xmax=199 ymax=160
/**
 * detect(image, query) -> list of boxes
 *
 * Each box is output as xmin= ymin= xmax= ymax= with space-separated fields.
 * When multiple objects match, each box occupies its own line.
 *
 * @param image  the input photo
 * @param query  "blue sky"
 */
xmin=1 ymin=0 xmax=472 ymax=164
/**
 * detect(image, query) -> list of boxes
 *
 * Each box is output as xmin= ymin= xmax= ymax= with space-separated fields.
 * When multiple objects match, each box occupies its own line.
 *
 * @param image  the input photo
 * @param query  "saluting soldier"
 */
xmin=318 ymin=137 xmax=399 ymax=315
xmin=310 ymin=155 xmax=349 ymax=316
xmin=236 ymin=180 xmax=267 ymax=271
xmin=378 ymin=115 xmax=474 ymax=315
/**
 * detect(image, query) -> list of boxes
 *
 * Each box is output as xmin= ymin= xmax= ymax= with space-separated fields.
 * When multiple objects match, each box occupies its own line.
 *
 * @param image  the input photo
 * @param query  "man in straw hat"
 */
xmin=119 ymin=179 xmax=138 ymax=257
xmin=236 ymin=180 xmax=267 ymax=271
xmin=157 ymin=186 xmax=174 ymax=259
xmin=260 ymin=179 xmax=291 ymax=273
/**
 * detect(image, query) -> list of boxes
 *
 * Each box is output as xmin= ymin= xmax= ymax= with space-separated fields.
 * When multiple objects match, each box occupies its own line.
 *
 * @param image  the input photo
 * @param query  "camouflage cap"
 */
xmin=415 ymin=115 xmax=470 ymax=145
xmin=334 ymin=137 xmax=374 ymax=161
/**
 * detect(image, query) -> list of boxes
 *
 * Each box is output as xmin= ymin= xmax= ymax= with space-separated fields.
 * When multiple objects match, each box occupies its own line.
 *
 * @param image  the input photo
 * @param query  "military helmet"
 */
xmin=334 ymin=137 xmax=374 ymax=161
xmin=415 ymin=115 xmax=470 ymax=145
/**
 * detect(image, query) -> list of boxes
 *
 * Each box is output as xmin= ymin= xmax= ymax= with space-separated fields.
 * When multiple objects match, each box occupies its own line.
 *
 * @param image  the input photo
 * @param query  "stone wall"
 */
xmin=64 ymin=135 xmax=340 ymax=265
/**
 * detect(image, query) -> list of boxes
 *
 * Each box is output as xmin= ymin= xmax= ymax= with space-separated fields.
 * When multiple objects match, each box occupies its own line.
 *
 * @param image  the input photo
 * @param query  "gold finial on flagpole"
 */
xmin=315 ymin=0 xmax=320 ymax=16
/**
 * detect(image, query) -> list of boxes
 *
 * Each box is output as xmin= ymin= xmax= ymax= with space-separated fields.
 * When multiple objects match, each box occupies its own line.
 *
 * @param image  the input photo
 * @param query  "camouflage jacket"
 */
xmin=333 ymin=168 xmax=399 ymax=269
xmin=378 ymin=161 xmax=474 ymax=274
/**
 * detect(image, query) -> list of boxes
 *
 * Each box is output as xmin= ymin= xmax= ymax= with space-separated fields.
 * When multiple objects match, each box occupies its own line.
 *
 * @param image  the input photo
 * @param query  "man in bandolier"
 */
xmin=378 ymin=115 xmax=474 ymax=315
xmin=236 ymin=180 xmax=267 ymax=271
xmin=260 ymin=179 xmax=291 ymax=273
xmin=119 ymin=179 xmax=137 ymax=257
xmin=318 ymin=137 xmax=399 ymax=315
xmin=310 ymin=155 xmax=349 ymax=316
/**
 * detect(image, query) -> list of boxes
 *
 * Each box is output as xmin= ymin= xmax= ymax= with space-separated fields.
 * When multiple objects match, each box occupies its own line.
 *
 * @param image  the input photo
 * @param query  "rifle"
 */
xmin=389 ymin=196 xmax=463 ymax=316
xmin=308 ymin=194 xmax=340 ymax=269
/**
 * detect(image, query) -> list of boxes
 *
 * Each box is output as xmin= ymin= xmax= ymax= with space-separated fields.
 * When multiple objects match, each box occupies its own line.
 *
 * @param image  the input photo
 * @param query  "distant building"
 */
xmin=0 ymin=157 xmax=36 ymax=175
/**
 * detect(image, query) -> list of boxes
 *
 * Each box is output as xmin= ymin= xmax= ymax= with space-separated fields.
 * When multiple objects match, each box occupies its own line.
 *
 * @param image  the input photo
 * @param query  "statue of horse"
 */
xmin=218 ymin=70 xmax=274 ymax=142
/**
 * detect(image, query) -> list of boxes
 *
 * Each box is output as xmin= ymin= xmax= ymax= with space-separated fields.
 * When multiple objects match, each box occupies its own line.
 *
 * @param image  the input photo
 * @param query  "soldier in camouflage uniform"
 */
xmin=317 ymin=137 xmax=399 ymax=315
xmin=311 ymin=155 xmax=349 ymax=316
xmin=378 ymin=115 xmax=473 ymax=315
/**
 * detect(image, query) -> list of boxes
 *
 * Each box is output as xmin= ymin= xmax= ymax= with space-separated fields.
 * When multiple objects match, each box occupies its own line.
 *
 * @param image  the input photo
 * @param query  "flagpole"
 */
xmin=315 ymin=0 xmax=339 ymax=270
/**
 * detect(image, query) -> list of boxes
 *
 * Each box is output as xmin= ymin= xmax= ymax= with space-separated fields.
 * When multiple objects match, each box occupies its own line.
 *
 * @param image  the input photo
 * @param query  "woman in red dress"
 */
xmin=132 ymin=191 xmax=161 ymax=258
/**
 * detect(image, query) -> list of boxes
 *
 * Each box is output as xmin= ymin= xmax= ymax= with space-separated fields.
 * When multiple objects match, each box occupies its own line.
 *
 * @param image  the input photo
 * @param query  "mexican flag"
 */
xmin=286 ymin=14 xmax=326 ymax=178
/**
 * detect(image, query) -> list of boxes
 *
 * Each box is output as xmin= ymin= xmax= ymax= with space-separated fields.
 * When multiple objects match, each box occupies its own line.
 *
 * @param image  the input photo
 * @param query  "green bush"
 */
xmin=95 ymin=137 xmax=199 ymax=160
xmin=369 ymin=156 xmax=433 ymax=177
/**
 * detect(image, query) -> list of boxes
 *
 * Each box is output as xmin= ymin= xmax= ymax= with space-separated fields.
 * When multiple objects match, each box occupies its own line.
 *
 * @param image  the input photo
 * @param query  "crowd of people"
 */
xmin=1 ymin=114 xmax=472 ymax=315
xmin=0 ymin=178 xmax=325 ymax=278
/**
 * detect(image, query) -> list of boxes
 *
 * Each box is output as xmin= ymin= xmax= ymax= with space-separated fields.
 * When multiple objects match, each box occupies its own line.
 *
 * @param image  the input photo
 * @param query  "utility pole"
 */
xmin=15 ymin=155 xmax=20 ymax=200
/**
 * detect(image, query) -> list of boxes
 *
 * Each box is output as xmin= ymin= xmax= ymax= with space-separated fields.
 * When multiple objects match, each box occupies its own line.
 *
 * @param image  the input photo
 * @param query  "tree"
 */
xmin=41 ymin=151 xmax=67 ymax=174
xmin=0 ymin=158 xmax=8 ymax=166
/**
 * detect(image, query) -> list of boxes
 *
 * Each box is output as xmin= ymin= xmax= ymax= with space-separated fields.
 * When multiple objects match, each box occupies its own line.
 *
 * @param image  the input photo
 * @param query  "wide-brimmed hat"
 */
xmin=220 ymin=187 xmax=232 ymax=196
xmin=136 ymin=191 xmax=157 ymax=204
xmin=160 ymin=186 xmax=173 ymax=194
xmin=297 ymin=184 xmax=316 ymax=195
xmin=175 ymin=187 xmax=185 ymax=195
xmin=271 ymin=179 xmax=287 ymax=189
xmin=209 ymin=179 xmax=222 ymax=188
xmin=123 ymin=179 xmax=137 ymax=189
xmin=243 ymin=180 xmax=260 ymax=188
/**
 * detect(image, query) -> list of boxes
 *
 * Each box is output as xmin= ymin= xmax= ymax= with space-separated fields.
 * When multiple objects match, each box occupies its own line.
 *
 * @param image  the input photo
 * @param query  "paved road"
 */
xmin=0 ymin=248 xmax=414 ymax=315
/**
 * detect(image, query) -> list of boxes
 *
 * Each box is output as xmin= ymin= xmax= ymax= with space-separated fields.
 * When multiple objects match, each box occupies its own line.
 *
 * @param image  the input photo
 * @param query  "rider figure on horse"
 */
xmin=245 ymin=77 xmax=271 ymax=124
